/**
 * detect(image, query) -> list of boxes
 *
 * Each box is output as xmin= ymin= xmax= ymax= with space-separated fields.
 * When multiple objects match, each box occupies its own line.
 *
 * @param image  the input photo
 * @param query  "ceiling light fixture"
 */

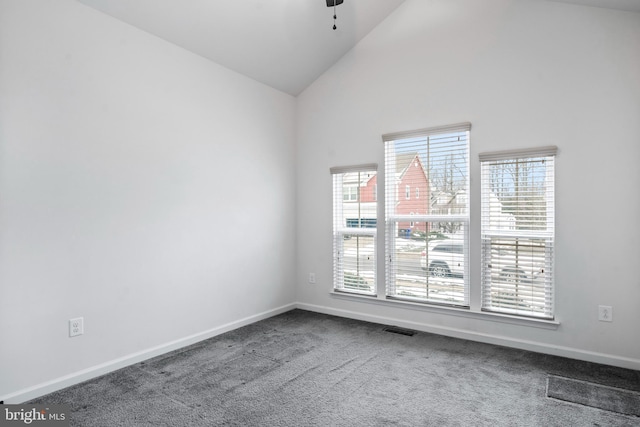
xmin=326 ymin=0 xmax=344 ymax=30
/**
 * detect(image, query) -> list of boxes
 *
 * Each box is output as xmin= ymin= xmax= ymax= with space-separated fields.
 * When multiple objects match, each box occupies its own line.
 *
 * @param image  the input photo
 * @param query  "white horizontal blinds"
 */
xmin=480 ymin=148 xmax=556 ymax=319
xmin=331 ymin=165 xmax=377 ymax=295
xmin=384 ymin=123 xmax=470 ymax=307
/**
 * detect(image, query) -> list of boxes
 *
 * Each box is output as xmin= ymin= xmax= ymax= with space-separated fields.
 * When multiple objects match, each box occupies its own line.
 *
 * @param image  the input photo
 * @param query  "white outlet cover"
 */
xmin=598 ymin=306 xmax=613 ymax=322
xmin=69 ymin=317 xmax=84 ymax=337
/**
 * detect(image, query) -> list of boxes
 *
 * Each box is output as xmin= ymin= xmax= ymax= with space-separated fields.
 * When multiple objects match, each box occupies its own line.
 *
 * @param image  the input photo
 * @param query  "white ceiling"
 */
xmin=77 ymin=0 xmax=406 ymax=96
xmin=77 ymin=0 xmax=639 ymax=96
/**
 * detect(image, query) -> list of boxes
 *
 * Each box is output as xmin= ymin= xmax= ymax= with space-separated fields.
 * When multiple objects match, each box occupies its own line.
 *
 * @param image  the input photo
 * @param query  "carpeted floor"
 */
xmin=30 ymin=310 xmax=640 ymax=426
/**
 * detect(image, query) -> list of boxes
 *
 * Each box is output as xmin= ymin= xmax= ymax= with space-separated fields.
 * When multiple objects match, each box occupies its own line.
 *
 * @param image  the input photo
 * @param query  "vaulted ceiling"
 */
xmin=77 ymin=0 xmax=406 ymax=95
xmin=77 ymin=0 xmax=640 ymax=96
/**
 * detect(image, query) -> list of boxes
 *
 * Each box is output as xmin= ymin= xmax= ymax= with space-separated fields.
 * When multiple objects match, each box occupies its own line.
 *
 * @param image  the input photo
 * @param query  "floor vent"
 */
xmin=547 ymin=375 xmax=640 ymax=417
xmin=384 ymin=326 xmax=415 ymax=336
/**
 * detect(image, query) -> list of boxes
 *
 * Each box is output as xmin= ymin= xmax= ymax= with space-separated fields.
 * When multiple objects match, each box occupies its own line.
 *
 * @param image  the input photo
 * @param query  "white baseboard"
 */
xmin=295 ymin=302 xmax=640 ymax=371
xmin=2 ymin=303 xmax=296 ymax=404
xmin=4 ymin=300 xmax=637 ymax=404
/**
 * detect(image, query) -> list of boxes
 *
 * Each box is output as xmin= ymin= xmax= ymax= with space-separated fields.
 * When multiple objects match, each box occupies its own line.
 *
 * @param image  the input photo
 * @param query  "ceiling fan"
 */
xmin=326 ymin=0 xmax=344 ymax=30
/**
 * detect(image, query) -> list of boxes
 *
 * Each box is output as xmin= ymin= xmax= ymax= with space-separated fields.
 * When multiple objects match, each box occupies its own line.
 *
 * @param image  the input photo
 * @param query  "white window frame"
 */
xmin=405 ymin=185 xmax=410 ymax=200
xmin=383 ymin=122 xmax=471 ymax=307
xmin=480 ymin=146 xmax=556 ymax=319
xmin=331 ymin=164 xmax=378 ymax=296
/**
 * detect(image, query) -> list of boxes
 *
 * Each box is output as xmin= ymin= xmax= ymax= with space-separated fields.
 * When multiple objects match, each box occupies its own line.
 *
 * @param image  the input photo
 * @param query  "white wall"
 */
xmin=296 ymin=0 xmax=640 ymax=368
xmin=0 ymin=0 xmax=296 ymax=401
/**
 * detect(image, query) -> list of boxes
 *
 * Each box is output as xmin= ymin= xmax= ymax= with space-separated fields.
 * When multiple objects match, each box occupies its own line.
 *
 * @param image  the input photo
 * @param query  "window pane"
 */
xmin=385 ymin=125 xmax=470 ymax=306
xmin=333 ymin=169 xmax=377 ymax=295
xmin=481 ymin=237 xmax=552 ymax=317
xmin=483 ymin=158 xmax=551 ymax=231
xmin=386 ymin=221 xmax=469 ymax=306
xmin=337 ymin=172 xmax=377 ymax=227
xmin=481 ymin=154 xmax=554 ymax=319
xmin=336 ymin=234 xmax=376 ymax=293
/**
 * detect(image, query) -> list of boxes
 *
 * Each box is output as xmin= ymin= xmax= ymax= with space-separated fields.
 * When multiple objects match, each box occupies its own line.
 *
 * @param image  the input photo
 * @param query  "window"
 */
xmin=480 ymin=146 xmax=556 ymax=319
xmin=383 ymin=123 xmax=470 ymax=306
xmin=331 ymin=164 xmax=378 ymax=295
xmin=405 ymin=185 xmax=410 ymax=200
xmin=343 ymin=185 xmax=358 ymax=201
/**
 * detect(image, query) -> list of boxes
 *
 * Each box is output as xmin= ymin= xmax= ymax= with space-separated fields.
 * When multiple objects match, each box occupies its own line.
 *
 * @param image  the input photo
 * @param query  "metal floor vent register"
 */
xmin=547 ymin=375 xmax=640 ymax=417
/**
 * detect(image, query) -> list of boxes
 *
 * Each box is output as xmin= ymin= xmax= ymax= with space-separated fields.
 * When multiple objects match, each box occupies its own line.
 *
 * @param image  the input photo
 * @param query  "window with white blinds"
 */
xmin=331 ymin=165 xmax=378 ymax=295
xmin=480 ymin=147 xmax=556 ymax=319
xmin=383 ymin=123 xmax=470 ymax=306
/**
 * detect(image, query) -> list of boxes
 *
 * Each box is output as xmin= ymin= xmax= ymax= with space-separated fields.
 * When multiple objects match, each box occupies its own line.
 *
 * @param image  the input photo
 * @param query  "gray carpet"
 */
xmin=30 ymin=310 xmax=640 ymax=426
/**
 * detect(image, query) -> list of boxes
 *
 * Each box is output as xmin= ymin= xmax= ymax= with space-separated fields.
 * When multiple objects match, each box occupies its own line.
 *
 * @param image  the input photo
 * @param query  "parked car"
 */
xmin=489 ymin=241 xmax=546 ymax=285
xmin=420 ymin=240 xmax=464 ymax=277
xmin=420 ymin=240 xmax=545 ymax=281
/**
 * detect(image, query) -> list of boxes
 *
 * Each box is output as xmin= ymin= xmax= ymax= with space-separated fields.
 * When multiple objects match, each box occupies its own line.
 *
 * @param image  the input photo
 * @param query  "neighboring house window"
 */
xmin=480 ymin=146 xmax=556 ymax=319
xmin=343 ymin=185 xmax=358 ymax=201
xmin=416 ymin=187 xmax=420 ymax=199
xmin=331 ymin=165 xmax=378 ymax=295
xmin=384 ymin=123 xmax=470 ymax=306
xmin=405 ymin=185 xmax=410 ymax=199
xmin=373 ymin=184 xmax=377 ymax=201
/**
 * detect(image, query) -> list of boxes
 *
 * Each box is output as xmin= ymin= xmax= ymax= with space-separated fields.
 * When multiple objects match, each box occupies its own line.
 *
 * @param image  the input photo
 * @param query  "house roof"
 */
xmin=395 ymin=153 xmax=426 ymax=179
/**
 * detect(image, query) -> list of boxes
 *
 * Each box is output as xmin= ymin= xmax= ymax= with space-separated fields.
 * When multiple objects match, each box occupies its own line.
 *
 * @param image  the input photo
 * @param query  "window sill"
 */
xmin=329 ymin=291 xmax=560 ymax=330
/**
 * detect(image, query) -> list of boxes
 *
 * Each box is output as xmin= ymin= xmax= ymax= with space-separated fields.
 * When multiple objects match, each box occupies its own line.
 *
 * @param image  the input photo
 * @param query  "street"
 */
xmin=341 ymin=237 xmax=465 ymax=304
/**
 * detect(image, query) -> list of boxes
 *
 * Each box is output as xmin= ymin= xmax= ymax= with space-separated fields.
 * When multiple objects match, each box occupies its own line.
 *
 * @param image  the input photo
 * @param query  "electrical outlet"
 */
xmin=598 ymin=306 xmax=612 ymax=322
xmin=308 ymin=273 xmax=316 ymax=284
xmin=69 ymin=317 xmax=84 ymax=337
